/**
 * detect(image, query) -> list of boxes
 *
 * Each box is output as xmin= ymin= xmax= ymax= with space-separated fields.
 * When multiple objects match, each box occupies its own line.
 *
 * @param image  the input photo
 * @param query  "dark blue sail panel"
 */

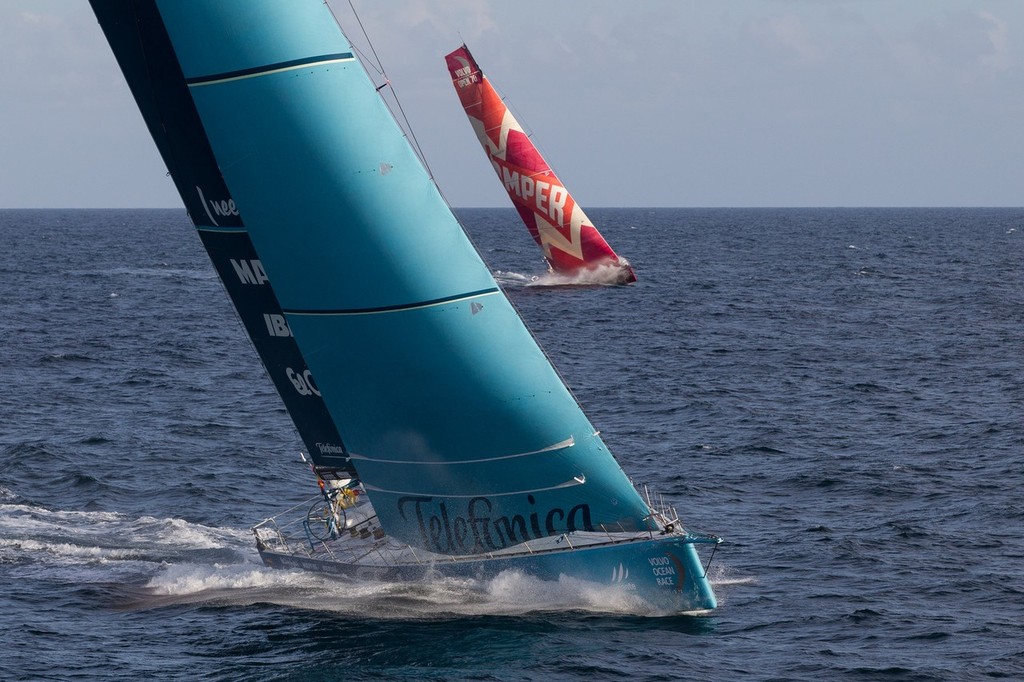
xmin=89 ymin=0 xmax=353 ymax=476
xmin=199 ymin=229 xmax=350 ymax=471
xmin=149 ymin=0 xmax=654 ymax=555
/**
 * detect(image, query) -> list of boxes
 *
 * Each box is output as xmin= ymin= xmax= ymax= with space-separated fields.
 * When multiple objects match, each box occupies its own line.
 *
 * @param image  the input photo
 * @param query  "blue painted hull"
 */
xmin=258 ymin=532 xmax=718 ymax=614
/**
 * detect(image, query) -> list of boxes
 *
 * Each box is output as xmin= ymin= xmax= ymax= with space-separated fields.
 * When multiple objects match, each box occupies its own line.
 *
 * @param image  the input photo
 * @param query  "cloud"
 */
xmin=978 ymin=10 xmax=1010 ymax=72
xmin=757 ymin=14 xmax=828 ymax=64
xmin=3 ymin=0 xmax=1024 ymax=208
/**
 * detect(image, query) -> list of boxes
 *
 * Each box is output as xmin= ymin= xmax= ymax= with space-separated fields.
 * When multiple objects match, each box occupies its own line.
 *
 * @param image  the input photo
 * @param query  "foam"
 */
xmin=0 ymin=537 xmax=147 ymax=562
xmin=528 ymin=262 xmax=634 ymax=287
xmin=143 ymin=560 xmax=301 ymax=595
xmin=480 ymin=569 xmax=655 ymax=615
xmin=493 ymin=270 xmax=535 ymax=286
xmin=494 ymin=262 xmax=634 ymax=288
xmin=123 ymin=563 xmax=668 ymax=617
xmin=0 ymin=502 xmax=251 ymax=573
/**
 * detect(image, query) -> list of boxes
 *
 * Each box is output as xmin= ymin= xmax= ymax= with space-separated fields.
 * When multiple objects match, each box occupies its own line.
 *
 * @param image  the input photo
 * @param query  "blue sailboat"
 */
xmin=88 ymin=0 xmax=721 ymax=613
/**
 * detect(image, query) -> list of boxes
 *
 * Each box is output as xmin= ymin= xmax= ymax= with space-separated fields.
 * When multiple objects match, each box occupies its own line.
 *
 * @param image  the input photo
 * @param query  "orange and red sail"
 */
xmin=445 ymin=45 xmax=636 ymax=284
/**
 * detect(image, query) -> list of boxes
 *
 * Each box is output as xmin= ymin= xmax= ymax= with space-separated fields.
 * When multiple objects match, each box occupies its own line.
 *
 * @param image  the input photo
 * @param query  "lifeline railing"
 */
xmin=254 ymin=488 xmax=722 ymax=571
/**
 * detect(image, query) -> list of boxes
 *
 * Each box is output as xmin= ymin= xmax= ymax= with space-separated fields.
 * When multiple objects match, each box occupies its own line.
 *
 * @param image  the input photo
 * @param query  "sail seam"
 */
xmin=362 ymin=477 xmax=585 ymax=498
xmin=284 ymin=288 xmax=500 ymax=316
xmin=186 ymin=53 xmax=356 ymax=87
xmin=349 ymin=436 xmax=574 ymax=465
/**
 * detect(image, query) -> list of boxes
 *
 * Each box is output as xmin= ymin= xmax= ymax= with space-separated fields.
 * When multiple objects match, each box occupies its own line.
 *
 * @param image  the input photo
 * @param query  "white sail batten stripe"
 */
xmin=348 ymin=436 xmax=574 ymax=465
xmin=187 ymin=56 xmax=356 ymax=88
xmin=285 ymin=289 xmax=501 ymax=316
xmin=362 ymin=476 xmax=585 ymax=498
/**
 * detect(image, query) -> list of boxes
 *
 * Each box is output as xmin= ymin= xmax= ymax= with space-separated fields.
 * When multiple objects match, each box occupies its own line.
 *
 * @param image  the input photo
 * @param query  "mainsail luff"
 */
xmin=445 ymin=45 xmax=637 ymax=283
xmin=102 ymin=0 xmax=655 ymax=556
xmin=89 ymin=0 xmax=353 ymax=477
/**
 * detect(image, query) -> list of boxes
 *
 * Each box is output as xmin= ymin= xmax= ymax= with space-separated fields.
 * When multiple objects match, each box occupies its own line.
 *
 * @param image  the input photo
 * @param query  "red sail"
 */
xmin=446 ymin=45 xmax=636 ymax=284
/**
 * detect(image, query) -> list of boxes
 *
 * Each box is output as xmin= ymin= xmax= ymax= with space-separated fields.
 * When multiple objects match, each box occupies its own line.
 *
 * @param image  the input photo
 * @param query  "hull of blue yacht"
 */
xmin=256 ymin=531 xmax=719 ymax=614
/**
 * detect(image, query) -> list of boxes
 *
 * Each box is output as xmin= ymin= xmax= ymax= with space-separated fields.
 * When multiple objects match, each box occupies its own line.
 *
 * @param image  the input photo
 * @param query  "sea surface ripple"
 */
xmin=0 ymin=207 xmax=1021 ymax=680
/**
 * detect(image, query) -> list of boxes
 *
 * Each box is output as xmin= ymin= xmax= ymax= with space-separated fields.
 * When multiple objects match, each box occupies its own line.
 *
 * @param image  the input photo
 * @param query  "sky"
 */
xmin=1 ymin=0 xmax=1022 ymax=208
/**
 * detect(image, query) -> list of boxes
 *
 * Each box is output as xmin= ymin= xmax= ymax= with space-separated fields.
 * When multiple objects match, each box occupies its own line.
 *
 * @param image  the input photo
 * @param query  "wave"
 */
xmin=528 ymin=263 xmax=635 ymax=288
xmin=492 ymin=270 xmax=536 ymax=287
xmin=0 ymin=503 xmax=249 ymax=570
xmin=494 ymin=262 xmax=635 ymax=288
xmin=69 ymin=266 xmax=217 ymax=280
xmin=126 ymin=564 xmax=670 ymax=618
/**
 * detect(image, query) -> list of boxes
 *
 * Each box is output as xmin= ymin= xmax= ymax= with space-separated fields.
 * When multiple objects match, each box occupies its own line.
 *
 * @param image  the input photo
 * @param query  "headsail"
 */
xmin=89 ymin=0 xmax=352 ymax=477
xmin=445 ymin=45 xmax=637 ymax=284
xmin=92 ymin=0 xmax=654 ymax=556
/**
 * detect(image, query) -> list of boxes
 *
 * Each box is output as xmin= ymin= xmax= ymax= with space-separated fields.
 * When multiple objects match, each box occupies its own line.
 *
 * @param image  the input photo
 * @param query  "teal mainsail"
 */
xmin=89 ymin=0 xmax=720 ymax=612
xmin=146 ymin=0 xmax=653 ymax=555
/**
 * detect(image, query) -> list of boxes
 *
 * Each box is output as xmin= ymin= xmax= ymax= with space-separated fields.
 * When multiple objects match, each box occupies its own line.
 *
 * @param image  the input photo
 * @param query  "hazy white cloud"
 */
xmin=401 ymin=0 xmax=497 ymax=38
xmin=1 ymin=1 xmax=1022 ymax=208
xmin=756 ymin=14 xmax=829 ymax=64
xmin=978 ymin=10 xmax=1011 ymax=72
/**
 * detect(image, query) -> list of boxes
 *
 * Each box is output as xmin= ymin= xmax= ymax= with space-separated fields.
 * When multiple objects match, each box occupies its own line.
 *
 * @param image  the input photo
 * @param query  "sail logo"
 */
xmin=208 ymin=198 xmax=239 ymax=218
xmin=397 ymin=494 xmax=593 ymax=554
xmin=195 ymin=186 xmax=239 ymax=227
xmin=452 ymin=64 xmax=479 ymax=88
xmin=263 ymin=313 xmax=292 ymax=337
xmin=287 ymin=367 xmax=321 ymax=397
xmin=649 ymin=555 xmax=677 ymax=587
xmin=230 ymin=259 xmax=269 ymax=285
xmin=495 ymin=164 xmax=569 ymax=227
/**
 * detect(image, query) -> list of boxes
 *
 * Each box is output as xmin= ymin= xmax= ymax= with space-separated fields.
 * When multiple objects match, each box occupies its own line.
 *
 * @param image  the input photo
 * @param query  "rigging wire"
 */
xmin=345 ymin=0 xmax=386 ymax=77
xmin=322 ymin=0 xmax=516 ymax=321
xmin=324 ymin=0 xmax=440 ymax=186
xmin=320 ymin=3 xmax=600 ymax=432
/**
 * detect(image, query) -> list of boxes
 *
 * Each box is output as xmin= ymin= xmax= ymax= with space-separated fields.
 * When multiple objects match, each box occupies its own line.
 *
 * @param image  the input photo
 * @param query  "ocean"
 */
xmin=0 ymin=207 xmax=1021 ymax=681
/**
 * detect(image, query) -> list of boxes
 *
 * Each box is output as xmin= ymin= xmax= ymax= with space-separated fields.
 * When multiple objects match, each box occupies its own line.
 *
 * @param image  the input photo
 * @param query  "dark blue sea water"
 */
xmin=1 ymin=207 xmax=1021 ymax=681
